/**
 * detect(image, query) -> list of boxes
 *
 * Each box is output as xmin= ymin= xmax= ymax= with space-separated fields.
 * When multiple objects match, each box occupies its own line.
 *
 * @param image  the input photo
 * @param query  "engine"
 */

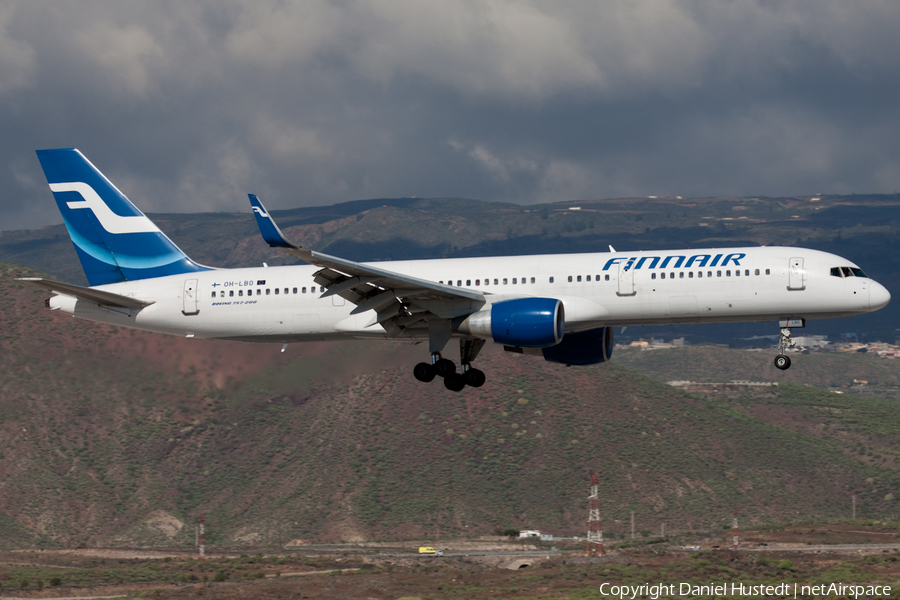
xmin=540 ymin=326 xmax=614 ymax=365
xmin=503 ymin=326 xmax=614 ymax=366
xmin=456 ymin=298 xmax=565 ymax=348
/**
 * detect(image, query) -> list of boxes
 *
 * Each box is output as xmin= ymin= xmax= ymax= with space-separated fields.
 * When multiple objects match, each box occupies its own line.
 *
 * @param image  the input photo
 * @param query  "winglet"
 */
xmin=248 ymin=194 xmax=298 ymax=250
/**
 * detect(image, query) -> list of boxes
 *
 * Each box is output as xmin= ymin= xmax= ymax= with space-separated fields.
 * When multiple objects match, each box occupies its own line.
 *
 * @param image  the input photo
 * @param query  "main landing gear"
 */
xmin=414 ymin=339 xmax=486 ymax=391
xmin=774 ymin=318 xmax=804 ymax=371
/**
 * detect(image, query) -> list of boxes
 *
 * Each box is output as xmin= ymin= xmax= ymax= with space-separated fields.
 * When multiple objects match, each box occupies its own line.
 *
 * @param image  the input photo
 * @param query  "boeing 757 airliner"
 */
xmin=19 ymin=149 xmax=891 ymax=391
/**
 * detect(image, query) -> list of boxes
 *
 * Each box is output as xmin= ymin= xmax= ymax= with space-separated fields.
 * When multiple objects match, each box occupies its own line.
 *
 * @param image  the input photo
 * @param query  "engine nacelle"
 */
xmin=541 ymin=326 xmax=614 ymax=365
xmin=457 ymin=297 xmax=565 ymax=348
xmin=504 ymin=326 xmax=614 ymax=365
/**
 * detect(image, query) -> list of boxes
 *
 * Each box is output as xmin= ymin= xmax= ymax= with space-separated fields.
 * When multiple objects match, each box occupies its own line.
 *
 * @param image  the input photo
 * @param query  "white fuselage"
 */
xmin=49 ymin=246 xmax=889 ymax=343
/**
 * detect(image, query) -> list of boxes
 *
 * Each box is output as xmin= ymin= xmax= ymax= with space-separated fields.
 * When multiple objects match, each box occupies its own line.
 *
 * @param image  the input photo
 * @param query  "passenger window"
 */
xmin=604 ymin=274 xmax=610 ymax=281
xmin=568 ymin=276 xmax=573 ymax=282
xmin=494 ymin=279 xmax=499 ymax=285
xmin=512 ymin=278 xmax=517 ymax=284
xmin=765 ymin=269 xmax=770 ymax=275
xmin=707 ymin=271 xmax=712 ymax=277
xmin=229 ymin=290 xmax=234 ymax=297
xmin=726 ymin=270 xmax=731 ymax=276
xmin=466 ymin=280 xmax=471 ymax=286
xmin=755 ymin=269 xmax=760 ymax=276
xmin=503 ymin=278 xmax=508 ymax=285
xmin=284 ymin=288 xmax=288 ymax=294
xmin=239 ymin=290 xmax=244 ymax=296
xmin=670 ymin=272 xmax=674 ymax=279
xmin=651 ymin=273 xmax=656 ymax=280
xmin=698 ymin=271 xmax=703 ymax=278
xmin=661 ymin=273 xmax=666 ymax=279
xmin=266 ymin=289 xmax=270 ymax=295
xmin=576 ymin=275 xmax=582 ymax=282
xmin=293 ymin=287 xmax=298 ymax=294
xmin=744 ymin=270 xmax=749 ymax=276
xmin=735 ymin=270 xmax=740 ymax=277
xmin=475 ymin=279 xmax=480 ymax=286
xmin=211 ymin=291 xmax=216 ymax=298
xmin=302 ymin=287 xmax=307 ymax=293
xmin=586 ymin=275 xmax=591 ymax=282
xmin=257 ymin=289 xmax=261 ymax=295
xmin=689 ymin=272 xmax=693 ymax=278
xmin=717 ymin=271 xmax=721 ymax=277
xmin=531 ymin=277 xmax=536 ymax=283
xmin=679 ymin=272 xmax=684 ymax=279
xmin=275 ymin=288 xmax=279 ymax=294
xmin=549 ymin=277 xmax=554 ymax=283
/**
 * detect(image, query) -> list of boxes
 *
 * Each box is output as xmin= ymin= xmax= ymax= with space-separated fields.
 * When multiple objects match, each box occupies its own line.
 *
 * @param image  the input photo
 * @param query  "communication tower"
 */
xmin=586 ymin=472 xmax=605 ymax=555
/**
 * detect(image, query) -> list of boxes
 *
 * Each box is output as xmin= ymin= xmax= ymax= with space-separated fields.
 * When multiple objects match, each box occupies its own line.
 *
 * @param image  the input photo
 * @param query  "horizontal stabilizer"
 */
xmin=16 ymin=278 xmax=155 ymax=309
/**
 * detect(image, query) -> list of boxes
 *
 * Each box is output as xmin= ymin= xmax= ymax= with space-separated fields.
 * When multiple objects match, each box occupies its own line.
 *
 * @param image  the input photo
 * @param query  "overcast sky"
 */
xmin=2 ymin=1 xmax=900 ymax=230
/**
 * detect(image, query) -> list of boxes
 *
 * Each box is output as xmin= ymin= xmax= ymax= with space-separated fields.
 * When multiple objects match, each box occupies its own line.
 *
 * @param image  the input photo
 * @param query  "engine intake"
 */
xmin=457 ymin=298 xmax=564 ymax=348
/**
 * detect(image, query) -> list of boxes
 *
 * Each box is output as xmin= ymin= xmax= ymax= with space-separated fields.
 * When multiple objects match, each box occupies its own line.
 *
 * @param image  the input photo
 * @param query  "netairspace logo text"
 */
xmin=598 ymin=582 xmax=891 ymax=599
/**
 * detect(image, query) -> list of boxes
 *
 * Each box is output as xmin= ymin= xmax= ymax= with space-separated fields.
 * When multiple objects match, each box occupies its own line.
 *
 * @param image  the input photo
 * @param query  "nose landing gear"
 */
xmin=774 ymin=318 xmax=804 ymax=370
xmin=774 ymin=353 xmax=791 ymax=370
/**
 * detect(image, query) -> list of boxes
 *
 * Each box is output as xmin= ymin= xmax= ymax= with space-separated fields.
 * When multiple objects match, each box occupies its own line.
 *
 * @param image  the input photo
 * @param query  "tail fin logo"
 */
xmin=252 ymin=206 xmax=270 ymax=218
xmin=50 ymin=182 xmax=160 ymax=235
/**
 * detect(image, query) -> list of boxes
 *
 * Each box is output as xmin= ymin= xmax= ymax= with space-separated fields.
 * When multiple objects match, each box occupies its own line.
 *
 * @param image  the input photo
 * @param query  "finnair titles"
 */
xmin=19 ymin=148 xmax=891 ymax=392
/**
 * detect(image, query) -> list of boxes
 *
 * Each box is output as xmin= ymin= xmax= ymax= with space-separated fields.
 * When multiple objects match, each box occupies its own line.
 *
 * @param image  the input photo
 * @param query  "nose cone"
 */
xmin=869 ymin=281 xmax=891 ymax=311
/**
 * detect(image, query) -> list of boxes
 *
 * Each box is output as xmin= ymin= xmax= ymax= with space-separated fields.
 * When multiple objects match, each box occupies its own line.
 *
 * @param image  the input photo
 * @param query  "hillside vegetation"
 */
xmin=3 ymin=265 xmax=900 ymax=549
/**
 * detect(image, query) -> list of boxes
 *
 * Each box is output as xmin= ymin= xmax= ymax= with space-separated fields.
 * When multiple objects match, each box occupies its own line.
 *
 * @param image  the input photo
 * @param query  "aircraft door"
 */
xmin=617 ymin=262 xmax=636 ymax=296
xmin=182 ymin=279 xmax=199 ymax=315
xmin=788 ymin=257 xmax=806 ymax=291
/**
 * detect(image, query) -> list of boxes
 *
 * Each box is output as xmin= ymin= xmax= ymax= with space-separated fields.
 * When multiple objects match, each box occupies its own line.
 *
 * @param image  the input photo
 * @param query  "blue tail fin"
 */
xmin=36 ymin=148 xmax=211 ymax=285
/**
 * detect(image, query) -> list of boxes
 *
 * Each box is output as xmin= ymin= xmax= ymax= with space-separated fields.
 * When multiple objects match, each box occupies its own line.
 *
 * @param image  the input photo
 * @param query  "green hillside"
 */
xmin=4 ymin=265 xmax=900 ymax=550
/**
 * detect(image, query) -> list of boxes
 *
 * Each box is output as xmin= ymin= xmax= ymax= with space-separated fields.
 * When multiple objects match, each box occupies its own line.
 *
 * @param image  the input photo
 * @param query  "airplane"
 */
xmin=18 ymin=148 xmax=891 ymax=391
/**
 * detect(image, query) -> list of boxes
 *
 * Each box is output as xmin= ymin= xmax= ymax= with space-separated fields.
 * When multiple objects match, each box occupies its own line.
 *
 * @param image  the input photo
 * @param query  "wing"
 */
xmin=247 ymin=194 xmax=485 ymax=336
xmin=17 ymin=277 xmax=155 ymax=309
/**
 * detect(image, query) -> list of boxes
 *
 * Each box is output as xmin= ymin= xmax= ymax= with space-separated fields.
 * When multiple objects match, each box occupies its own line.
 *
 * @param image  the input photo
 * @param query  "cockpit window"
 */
xmin=831 ymin=266 xmax=868 ymax=278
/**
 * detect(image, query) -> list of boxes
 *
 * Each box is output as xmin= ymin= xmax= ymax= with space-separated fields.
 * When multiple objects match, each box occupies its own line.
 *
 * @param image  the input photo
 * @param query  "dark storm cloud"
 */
xmin=1 ymin=1 xmax=900 ymax=230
